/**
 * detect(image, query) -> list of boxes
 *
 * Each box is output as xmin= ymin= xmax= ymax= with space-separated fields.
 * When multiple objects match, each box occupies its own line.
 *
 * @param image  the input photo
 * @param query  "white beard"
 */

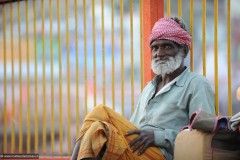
xmin=151 ymin=51 xmax=184 ymax=78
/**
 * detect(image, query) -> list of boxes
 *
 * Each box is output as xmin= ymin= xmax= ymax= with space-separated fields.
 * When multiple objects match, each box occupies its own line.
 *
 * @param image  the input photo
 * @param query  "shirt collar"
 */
xmin=175 ymin=66 xmax=189 ymax=87
xmin=151 ymin=75 xmax=161 ymax=86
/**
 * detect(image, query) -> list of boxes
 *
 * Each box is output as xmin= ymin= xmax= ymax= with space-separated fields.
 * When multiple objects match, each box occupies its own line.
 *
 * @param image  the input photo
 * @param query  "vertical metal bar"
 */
xmin=111 ymin=0 xmax=115 ymax=110
xmin=2 ymin=4 xmax=7 ymax=154
xmin=25 ymin=0 xmax=31 ymax=153
xmin=57 ymin=0 xmax=63 ymax=154
xmin=83 ymin=0 xmax=88 ymax=114
xmin=167 ymin=0 xmax=171 ymax=17
xmin=33 ymin=0 xmax=39 ymax=154
xmin=41 ymin=0 xmax=47 ymax=154
xmin=65 ymin=0 xmax=71 ymax=155
xmin=189 ymin=0 xmax=194 ymax=71
xmin=10 ymin=2 xmax=15 ymax=154
xmin=202 ymin=0 xmax=206 ymax=76
xmin=142 ymin=0 xmax=164 ymax=85
xmin=49 ymin=0 xmax=55 ymax=154
xmin=74 ymin=0 xmax=80 ymax=135
xmin=120 ymin=0 xmax=125 ymax=116
xmin=17 ymin=1 xmax=23 ymax=153
xmin=92 ymin=0 xmax=97 ymax=107
xmin=227 ymin=0 xmax=232 ymax=116
xmin=102 ymin=0 xmax=106 ymax=105
xmin=130 ymin=0 xmax=134 ymax=114
xmin=139 ymin=0 xmax=144 ymax=90
xmin=178 ymin=0 xmax=182 ymax=18
xmin=214 ymin=0 xmax=219 ymax=115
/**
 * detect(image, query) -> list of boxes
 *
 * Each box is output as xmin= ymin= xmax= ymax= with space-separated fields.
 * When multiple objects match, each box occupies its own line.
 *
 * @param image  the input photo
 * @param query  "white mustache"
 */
xmin=153 ymin=57 xmax=172 ymax=63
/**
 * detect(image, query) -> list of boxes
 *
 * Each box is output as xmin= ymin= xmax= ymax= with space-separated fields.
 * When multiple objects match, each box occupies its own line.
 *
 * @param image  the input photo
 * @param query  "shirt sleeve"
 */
xmin=154 ymin=128 xmax=178 ymax=156
xmin=188 ymin=77 xmax=216 ymax=117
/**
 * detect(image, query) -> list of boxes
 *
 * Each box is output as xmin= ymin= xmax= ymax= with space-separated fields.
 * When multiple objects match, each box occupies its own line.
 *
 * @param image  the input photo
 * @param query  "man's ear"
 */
xmin=183 ymin=45 xmax=189 ymax=58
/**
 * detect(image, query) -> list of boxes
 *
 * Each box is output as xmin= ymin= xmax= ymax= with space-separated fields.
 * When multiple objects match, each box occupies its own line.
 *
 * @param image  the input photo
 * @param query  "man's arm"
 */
xmin=125 ymin=129 xmax=155 ymax=155
xmin=125 ymin=128 xmax=177 ymax=157
xmin=154 ymin=128 xmax=178 ymax=155
xmin=188 ymin=77 xmax=215 ymax=116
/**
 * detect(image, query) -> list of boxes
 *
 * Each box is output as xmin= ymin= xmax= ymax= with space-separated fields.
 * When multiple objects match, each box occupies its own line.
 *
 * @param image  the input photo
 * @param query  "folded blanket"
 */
xmin=78 ymin=121 xmax=127 ymax=159
xmin=229 ymin=112 xmax=240 ymax=131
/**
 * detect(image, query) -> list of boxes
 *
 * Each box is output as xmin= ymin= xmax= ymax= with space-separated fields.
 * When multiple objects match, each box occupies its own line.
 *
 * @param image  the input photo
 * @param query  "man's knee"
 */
xmin=84 ymin=104 xmax=111 ymax=122
xmin=94 ymin=104 xmax=106 ymax=111
xmin=91 ymin=104 xmax=112 ymax=115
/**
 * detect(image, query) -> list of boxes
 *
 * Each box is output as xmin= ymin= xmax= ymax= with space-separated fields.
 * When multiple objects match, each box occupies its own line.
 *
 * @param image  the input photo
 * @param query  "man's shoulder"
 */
xmin=188 ymin=71 xmax=209 ymax=81
xmin=186 ymin=71 xmax=212 ymax=87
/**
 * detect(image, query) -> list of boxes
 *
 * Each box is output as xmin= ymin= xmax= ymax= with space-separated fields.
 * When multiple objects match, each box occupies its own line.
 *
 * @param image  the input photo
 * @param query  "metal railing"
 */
xmin=0 ymin=0 xmax=143 ymax=156
xmin=1 ymin=0 xmax=239 ymax=157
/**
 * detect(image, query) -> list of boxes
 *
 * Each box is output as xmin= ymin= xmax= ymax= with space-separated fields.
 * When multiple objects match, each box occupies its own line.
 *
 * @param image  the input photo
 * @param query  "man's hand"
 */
xmin=125 ymin=129 xmax=155 ymax=155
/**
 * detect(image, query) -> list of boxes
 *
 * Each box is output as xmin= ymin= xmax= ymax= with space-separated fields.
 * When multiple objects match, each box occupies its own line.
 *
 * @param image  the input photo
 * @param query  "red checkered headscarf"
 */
xmin=149 ymin=17 xmax=192 ymax=49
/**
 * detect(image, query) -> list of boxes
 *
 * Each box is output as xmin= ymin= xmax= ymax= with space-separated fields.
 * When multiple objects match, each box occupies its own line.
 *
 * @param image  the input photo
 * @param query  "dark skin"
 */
xmin=125 ymin=39 xmax=189 ymax=156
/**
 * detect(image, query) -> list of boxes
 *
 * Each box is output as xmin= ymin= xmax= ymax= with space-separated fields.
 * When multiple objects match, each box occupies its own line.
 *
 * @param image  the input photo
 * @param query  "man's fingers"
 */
xmin=131 ymin=142 xmax=141 ymax=153
xmin=131 ymin=138 xmax=146 ymax=153
xmin=125 ymin=129 xmax=141 ymax=136
xmin=126 ymin=129 xmax=154 ymax=155
xmin=129 ymin=135 xmax=142 ymax=147
xmin=138 ymin=142 xmax=149 ymax=155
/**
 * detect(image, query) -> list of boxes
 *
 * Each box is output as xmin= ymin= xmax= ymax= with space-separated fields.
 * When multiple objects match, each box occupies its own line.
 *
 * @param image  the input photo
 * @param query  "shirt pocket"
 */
xmin=149 ymin=102 xmax=188 ymax=128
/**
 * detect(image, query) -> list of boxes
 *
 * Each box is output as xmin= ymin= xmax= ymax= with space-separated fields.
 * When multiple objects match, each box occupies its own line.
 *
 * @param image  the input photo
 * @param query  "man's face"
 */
xmin=150 ymin=39 xmax=184 ymax=77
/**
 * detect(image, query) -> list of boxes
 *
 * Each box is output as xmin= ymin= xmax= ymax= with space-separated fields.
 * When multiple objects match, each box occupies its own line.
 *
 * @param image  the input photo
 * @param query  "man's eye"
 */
xmin=164 ymin=45 xmax=172 ymax=49
xmin=151 ymin=46 xmax=158 ymax=51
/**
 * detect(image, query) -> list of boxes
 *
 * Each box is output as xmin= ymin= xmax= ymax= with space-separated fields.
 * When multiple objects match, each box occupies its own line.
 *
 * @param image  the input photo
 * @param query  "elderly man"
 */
xmin=71 ymin=17 xmax=215 ymax=160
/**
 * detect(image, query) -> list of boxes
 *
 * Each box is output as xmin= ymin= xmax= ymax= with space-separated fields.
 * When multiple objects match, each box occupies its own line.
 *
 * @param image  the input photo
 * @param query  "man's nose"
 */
xmin=156 ymin=48 xmax=165 ymax=57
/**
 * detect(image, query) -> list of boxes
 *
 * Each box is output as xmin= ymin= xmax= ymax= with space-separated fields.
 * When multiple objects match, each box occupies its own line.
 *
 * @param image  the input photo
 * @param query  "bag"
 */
xmin=174 ymin=110 xmax=240 ymax=160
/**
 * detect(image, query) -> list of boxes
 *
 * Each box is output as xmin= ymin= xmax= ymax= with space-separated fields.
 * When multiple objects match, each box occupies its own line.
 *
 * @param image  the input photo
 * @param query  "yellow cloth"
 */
xmin=76 ymin=105 xmax=166 ymax=160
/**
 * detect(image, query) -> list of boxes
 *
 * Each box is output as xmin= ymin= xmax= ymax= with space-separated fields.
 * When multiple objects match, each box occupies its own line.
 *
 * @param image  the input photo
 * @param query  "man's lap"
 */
xmin=75 ymin=105 xmax=166 ymax=160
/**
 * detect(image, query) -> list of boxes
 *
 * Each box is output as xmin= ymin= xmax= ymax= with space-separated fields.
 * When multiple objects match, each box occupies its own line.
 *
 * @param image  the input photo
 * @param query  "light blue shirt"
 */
xmin=130 ymin=67 xmax=215 ymax=160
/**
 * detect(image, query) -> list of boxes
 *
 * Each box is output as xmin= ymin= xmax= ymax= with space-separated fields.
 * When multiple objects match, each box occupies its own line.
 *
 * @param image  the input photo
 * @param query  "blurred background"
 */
xmin=0 ymin=0 xmax=239 ymax=156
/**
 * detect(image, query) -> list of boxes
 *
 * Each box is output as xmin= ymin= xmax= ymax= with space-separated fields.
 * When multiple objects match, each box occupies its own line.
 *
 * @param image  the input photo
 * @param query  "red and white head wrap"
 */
xmin=149 ymin=17 xmax=192 ymax=49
